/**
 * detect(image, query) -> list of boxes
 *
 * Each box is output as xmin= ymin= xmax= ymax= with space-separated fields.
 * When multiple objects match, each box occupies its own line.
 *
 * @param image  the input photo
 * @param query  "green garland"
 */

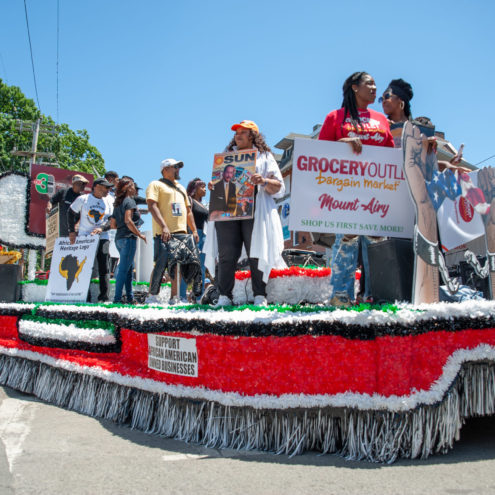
xmin=112 ymin=301 xmax=402 ymax=314
xmin=19 ymin=280 xmax=172 ymax=288
xmin=12 ymin=298 xmax=407 ymax=316
xmin=21 ymin=314 xmax=115 ymax=332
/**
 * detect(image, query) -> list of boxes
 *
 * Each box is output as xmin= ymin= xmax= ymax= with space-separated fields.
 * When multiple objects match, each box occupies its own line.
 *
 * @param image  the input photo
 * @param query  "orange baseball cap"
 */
xmin=231 ymin=120 xmax=259 ymax=134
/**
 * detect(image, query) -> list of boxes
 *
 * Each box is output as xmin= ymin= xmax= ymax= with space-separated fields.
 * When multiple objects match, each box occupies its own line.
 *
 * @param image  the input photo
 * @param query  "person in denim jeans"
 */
xmin=318 ymin=72 xmax=394 ymax=305
xmin=110 ymin=178 xmax=146 ymax=303
xmin=330 ymin=235 xmax=374 ymax=303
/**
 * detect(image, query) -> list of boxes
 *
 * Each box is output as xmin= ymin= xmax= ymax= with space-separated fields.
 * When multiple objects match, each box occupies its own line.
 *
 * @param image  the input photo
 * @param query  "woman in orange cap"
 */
xmin=205 ymin=120 xmax=286 ymax=306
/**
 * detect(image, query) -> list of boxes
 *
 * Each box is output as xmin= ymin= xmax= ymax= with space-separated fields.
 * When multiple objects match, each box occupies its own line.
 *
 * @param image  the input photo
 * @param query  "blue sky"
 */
xmin=2 ymin=0 xmax=493 ymax=228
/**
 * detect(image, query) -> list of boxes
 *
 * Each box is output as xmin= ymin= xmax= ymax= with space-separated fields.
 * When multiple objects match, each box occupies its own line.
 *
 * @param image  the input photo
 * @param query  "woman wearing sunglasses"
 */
xmin=380 ymin=79 xmax=470 ymax=303
xmin=380 ymin=78 xmax=467 ymax=172
xmin=318 ymin=71 xmax=394 ymax=306
xmin=379 ymin=79 xmax=414 ymax=147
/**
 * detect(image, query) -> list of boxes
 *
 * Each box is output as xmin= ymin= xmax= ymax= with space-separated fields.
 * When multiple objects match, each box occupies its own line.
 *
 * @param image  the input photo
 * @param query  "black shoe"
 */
xmin=200 ymin=285 xmax=219 ymax=305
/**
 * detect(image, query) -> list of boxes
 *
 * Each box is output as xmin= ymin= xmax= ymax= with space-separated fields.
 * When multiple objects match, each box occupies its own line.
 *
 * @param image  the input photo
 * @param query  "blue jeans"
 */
xmin=180 ymin=228 xmax=206 ymax=301
xmin=329 ymin=234 xmax=359 ymax=300
xmin=329 ymin=235 xmax=373 ymax=301
xmin=113 ymin=237 xmax=137 ymax=303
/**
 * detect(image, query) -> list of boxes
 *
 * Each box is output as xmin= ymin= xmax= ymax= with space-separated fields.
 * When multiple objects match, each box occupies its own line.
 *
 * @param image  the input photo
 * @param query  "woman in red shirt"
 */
xmin=319 ymin=71 xmax=393 ymax=306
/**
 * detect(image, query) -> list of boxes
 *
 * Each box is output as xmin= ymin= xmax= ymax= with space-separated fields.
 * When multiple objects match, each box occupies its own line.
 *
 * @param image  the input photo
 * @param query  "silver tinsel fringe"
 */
xmin=0 ymin=355 xmax=493 ymax=463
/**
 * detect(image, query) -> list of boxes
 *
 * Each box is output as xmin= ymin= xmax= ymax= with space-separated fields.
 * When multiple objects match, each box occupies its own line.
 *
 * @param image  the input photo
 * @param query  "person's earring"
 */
xmin=354 ymin=89 xmax=358 ymax=93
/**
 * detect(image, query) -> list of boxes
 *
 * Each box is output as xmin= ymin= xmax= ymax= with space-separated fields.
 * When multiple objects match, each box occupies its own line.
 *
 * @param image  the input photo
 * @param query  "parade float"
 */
xmin=1 ymin=299 xmax=495 ymax=463
xmin=1 ymin=125 xmax=495 ymax=465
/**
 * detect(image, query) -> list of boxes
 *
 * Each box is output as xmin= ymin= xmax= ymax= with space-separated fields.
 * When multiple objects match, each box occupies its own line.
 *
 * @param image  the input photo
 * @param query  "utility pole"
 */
xmin=11 ymin=118 xmax=58 ymax=168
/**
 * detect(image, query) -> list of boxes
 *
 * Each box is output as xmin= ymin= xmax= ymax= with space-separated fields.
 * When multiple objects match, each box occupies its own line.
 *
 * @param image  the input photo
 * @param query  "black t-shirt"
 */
xmin=190 ymin=198 xmax=209 ymax=230
xmin=50 ymin=187 xmax=81 ymax=236
xmin=112 ymin=197 xmax=142 ymax=239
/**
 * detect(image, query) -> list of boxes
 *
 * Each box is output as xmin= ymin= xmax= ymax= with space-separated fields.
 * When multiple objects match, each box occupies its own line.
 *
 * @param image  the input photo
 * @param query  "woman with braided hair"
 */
xmin=319 ymin=72 xmax=394 ymax=306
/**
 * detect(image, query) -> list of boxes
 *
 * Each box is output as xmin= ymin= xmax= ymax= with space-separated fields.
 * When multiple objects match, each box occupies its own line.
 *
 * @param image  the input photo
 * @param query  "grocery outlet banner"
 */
xmin=289 ymin=138 xmax=414 ymax=238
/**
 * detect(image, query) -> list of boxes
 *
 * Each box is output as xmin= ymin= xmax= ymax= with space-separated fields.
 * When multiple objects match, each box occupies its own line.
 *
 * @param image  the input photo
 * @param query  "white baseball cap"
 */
xmin=160 ymin=158 xmax=184 ymax=171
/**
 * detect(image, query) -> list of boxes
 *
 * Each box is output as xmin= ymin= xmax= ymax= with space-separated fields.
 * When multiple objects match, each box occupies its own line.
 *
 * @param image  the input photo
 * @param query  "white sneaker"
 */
xmin=145 ymin=295 xmax=161 ymax=305
xmin=253 ymin=295 xmax=268 ymax=307
xmin=214 ymin=295 xmax=232 ymax=307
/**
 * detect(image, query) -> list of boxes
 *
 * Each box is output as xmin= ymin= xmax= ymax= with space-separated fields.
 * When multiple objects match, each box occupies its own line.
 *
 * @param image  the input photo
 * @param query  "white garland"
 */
xmin=21 ymin=298 xmax=495 ymax=332
xmin=0 ymin=342 xmax=493 ymax=413
xmin=21 ymin=283 xmax=47 ymax=303
xmin=27 ymin=249 xmax=37 ymax=281
xmin=18 ymin=320 xmax=116 ymax=345
xmin=233 ymin=274 xmax=332 ymax=305
xmin=0 ymin=174 xmax=44 ymax=248
xmin=20 ymin=283 xmax=171 ymax=304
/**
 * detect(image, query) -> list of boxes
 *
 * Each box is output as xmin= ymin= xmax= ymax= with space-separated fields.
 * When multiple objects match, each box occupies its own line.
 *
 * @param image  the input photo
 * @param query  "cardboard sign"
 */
xmin=46 ymin=235 xmax=98 ymax=302
xmin=148 ymin=334 xmax=198 ymax=377
xmin=209 ymin=149 xmax=257 ymax=222
xmin=437 ymin=170 xmax=485 ymax=251
xmin=45 ymin=206 xmax=59 ymax=257
xmin=289 ymin=138 xmax=414 ymax=238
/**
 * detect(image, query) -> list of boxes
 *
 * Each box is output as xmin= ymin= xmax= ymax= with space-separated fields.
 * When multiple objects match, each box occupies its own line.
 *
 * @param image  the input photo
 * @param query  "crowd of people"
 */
xmin=48 ymin=72 xmax=473 ymax=307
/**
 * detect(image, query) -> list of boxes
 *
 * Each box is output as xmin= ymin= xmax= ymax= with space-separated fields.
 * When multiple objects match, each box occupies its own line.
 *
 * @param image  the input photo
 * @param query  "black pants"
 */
xmin=87 ymin=239 xmax=110 ymax=302
xmin=215 ymin=219 xmax=266 ymax=299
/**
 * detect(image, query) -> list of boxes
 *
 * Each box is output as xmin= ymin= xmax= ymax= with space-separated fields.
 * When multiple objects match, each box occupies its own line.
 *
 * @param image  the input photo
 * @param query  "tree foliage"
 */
xmin=0 ymin=79 xmax=105 ymax=175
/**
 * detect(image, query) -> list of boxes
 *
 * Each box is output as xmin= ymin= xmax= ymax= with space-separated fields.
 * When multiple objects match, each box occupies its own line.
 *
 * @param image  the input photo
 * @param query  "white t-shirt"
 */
xmin=70 ymin=193 xmax=113 ymax=239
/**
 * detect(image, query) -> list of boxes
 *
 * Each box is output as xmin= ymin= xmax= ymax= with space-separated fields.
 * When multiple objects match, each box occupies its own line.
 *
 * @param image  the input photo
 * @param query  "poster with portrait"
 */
xmin=46 ymin=235 xmax=98 ymax=302
xmin=208 ymin=149 xmax=257 ymax=221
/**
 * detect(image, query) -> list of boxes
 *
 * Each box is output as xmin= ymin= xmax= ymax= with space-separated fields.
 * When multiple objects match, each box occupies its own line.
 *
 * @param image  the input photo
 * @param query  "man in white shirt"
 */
xmin=68 ymin=177 xmax=114 ymax=302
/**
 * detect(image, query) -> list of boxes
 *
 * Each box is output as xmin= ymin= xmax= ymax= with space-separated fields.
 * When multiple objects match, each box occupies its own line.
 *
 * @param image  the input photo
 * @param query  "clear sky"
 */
xmin=2 ymin=0 xmax=494 ymax=229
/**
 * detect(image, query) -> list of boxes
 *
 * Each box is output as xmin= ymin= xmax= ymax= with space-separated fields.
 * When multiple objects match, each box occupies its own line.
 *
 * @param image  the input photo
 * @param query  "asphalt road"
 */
xmin=0 ymin=386 xmax=495 ymax=495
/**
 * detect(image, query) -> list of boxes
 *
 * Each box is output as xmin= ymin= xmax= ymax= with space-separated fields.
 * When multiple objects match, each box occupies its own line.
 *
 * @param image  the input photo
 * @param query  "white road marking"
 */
xmin=0 ymin=398 xmax=38 ymax=472
xmin=162 ymin=453 xmax=210 ymax=461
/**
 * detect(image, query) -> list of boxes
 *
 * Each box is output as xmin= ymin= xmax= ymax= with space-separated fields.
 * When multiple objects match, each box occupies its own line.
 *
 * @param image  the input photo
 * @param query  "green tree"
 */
xmin=0 ymin=78 xmax=105 ymax=175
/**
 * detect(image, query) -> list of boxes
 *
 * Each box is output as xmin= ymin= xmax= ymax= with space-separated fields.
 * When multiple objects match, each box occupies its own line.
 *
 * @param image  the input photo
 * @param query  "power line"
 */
xmin=23 ymin=0 xmax=41 ymax=112
xmin=474 ymin=154 xmax=495 ymax=167
xmin=56 ymin=0 xmax=60 ymax=123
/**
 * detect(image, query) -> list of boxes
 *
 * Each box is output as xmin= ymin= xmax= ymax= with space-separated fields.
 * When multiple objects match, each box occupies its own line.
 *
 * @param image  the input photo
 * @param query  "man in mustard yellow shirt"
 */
xmin=146 ymin=158 xmax=199 ymax=303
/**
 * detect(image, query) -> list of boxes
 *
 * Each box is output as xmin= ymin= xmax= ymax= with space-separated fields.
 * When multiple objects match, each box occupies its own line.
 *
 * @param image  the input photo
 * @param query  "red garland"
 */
xmin=235 ymin=266 xmax=362 ymax=280
xmin=1 ymin=315 xmax=495 ymax=401
xmin=236 ymin=266 xmax=332 ymax=281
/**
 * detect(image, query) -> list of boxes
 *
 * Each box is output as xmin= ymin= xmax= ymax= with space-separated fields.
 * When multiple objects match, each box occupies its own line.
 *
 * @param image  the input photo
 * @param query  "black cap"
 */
xmin=93 ymin=178 xmax=113 ymax=188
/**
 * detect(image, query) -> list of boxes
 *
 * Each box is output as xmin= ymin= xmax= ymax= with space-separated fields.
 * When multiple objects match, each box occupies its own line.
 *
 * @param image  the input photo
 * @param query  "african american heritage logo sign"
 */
xmin=46 ymin=235 xmax=99 ymax=302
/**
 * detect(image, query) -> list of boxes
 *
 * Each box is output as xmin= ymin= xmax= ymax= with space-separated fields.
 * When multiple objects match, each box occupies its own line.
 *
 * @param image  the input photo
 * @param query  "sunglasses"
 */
xmin=378 ymin=92 xmax=394 ymax=103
